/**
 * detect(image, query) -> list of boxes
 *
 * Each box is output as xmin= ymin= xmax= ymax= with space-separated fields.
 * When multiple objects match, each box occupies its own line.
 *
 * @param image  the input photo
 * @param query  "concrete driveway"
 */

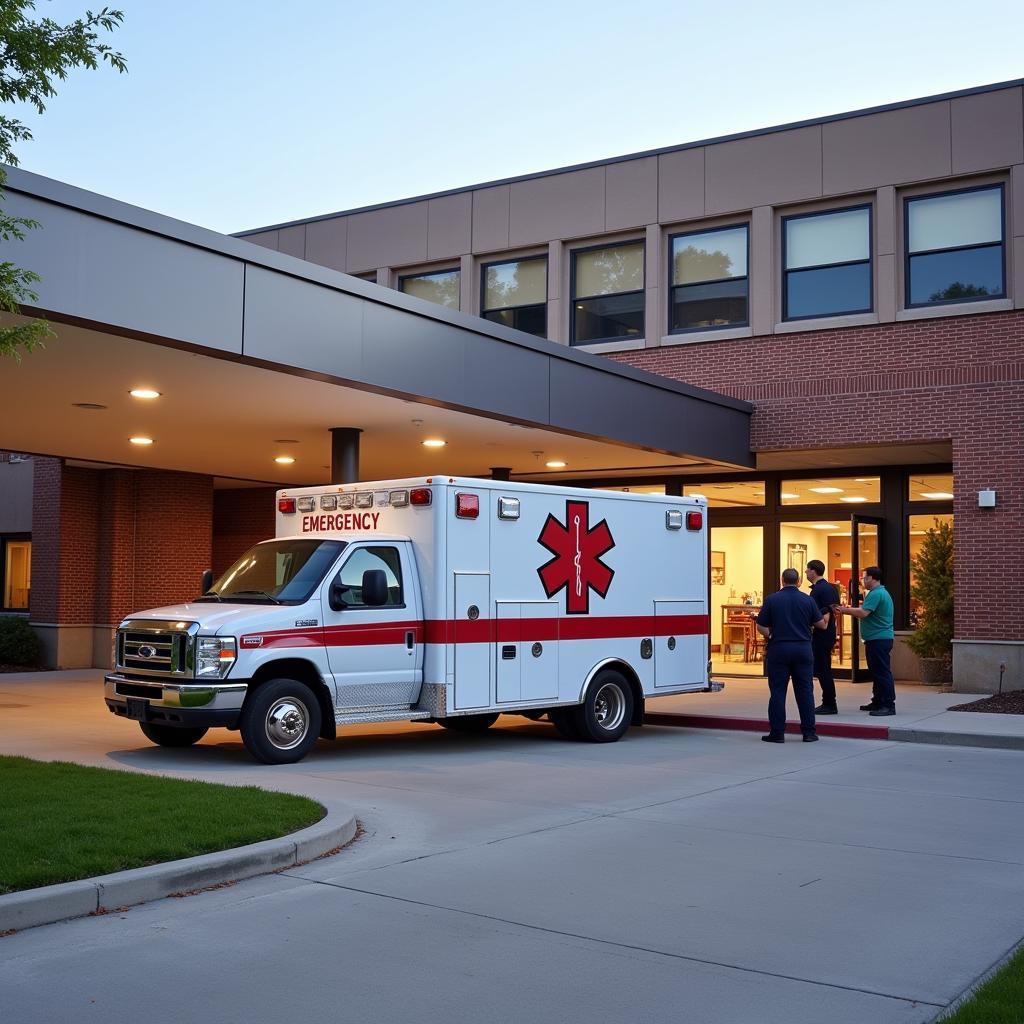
xmin=2 ymin=672 xmax=1023 ymax=1023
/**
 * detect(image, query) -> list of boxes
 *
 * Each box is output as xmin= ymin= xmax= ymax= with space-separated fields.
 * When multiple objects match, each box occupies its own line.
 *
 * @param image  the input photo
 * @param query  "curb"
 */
xmin=888 ymin=727 xmax=1024 ymax=752
xmin=644 ymin=712 xmax=890 ymax=740
xmin=0 ymin=803 xmax=357 ymax=935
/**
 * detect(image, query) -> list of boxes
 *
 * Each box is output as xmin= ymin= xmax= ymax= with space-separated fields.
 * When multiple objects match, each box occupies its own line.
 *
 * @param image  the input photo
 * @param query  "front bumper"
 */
xmin=104 ymin=673 xmax=247 ymax=729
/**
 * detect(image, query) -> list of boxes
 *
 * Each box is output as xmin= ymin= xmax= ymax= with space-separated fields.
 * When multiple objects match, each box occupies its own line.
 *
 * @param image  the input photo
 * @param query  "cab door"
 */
xmin=322 ymin=543 xmax=423 ymax=710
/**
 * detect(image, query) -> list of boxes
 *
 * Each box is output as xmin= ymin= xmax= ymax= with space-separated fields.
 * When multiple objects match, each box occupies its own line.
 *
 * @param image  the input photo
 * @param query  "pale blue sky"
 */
xmin=13 ymin=0 xmax=1024 ymax=233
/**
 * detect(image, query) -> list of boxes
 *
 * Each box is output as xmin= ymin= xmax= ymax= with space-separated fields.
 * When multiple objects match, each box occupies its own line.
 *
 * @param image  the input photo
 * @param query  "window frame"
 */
xmin=0 ymin=533 xmax=31 ymax=612
xmin=332 ymin=544 xmax=406 ymax=610
xmin=479 ymin=254 xmax=548 ymax=336
xmin=569 ymin=238 xmax=646 ymax=346
xmin=781 ymin=203 xmax=874 ymax=322
xmin=667 ymin=223 xmax=750 ymax=336
xmin=397 ymin=266 xmax=461 ymax=309
xmin=903 ymin=183 xmax=1006 ymax=310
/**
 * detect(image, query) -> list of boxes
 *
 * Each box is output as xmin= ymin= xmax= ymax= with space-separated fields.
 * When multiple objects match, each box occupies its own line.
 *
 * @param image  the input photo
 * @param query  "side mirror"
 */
xmin=201 ymin=568 xmax=214 ymax=594
xmin=329 ymin=579 xmax=346 ymax=612
xmin=361 ymin=569 xmax=389 ymax=607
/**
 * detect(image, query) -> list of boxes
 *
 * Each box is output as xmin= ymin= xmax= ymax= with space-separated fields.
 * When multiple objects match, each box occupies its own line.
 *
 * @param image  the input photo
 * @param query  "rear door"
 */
xmin=322 ymin=543 xmax=423 ymax=709
xmin=654 ymin=600 xmax=707 ymax=689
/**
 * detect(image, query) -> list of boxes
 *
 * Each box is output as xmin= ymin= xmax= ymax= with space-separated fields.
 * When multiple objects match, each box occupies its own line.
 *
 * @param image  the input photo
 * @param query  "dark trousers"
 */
xmin=865 ymin=638 xmax=896 ymax=708
xmin=812 ymin=631 xmax=837 ymax=707
xmin=765 ymin=641 xmax=816 ymax=736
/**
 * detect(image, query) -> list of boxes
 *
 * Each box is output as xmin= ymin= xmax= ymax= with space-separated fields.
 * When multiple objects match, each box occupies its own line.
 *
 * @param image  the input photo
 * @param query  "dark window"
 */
xmin=334 ymin=546 xmax=404 ymax=608
xmin=906 ymin=186 xmax=1004 ymax=307
xmin=399 ymin=268 xmax=460 ymax=309
xmin=669 ymin=225 xmax=748 ymax=332
xmin=571 ymin=242 xmax=644 ymax=344
xmin=783 ymin=206 xmax=872 ymax=320
xmin=209 ymin=539 xmax=345 ymax=604
xmin=481 ymin=257 xmax=547 ymax=337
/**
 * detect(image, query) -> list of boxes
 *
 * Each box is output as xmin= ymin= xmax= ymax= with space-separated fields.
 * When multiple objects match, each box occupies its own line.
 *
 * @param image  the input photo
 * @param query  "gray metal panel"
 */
xmin=548 ymin=360 xmax=753 ymax=467
xmin=462 ymin=331 xmax=550 ymax=424
xmin=242 ymin=265 xmax=363 ymax=371
xmin=2 ymin=193 xmax=244 ymax=353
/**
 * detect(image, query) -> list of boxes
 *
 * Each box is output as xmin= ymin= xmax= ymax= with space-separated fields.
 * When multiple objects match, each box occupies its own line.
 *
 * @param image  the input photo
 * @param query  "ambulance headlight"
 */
xmin=196 ymin=636 xmax=237 ymax=679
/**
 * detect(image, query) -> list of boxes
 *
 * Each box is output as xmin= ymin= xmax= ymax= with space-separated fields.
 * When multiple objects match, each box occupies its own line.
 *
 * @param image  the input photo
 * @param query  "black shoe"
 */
xmin=869 ymin=706 xmax=896 ymax=717
xmin=815 ymin=704 xmax=838 ymax=715
xmin=860 ymin=702 xmax=880 ymax=711
xmin=761 ymin=734 xmax=785 ymax=743
xmin=803 ymin=733 xmax=819 ymax=742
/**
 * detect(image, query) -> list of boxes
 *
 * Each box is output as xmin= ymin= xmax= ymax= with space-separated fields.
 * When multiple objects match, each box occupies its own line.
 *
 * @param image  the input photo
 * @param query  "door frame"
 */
xmin=850 ymin=514 xmax=884 ymax=684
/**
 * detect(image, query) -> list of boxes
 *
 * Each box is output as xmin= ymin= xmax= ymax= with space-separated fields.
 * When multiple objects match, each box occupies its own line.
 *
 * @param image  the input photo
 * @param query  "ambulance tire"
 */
xmin=437 ymin=713 xmax=500 ymax=733
xmin=572 ymin=670 xmax=634 ymax=743
xmin=240 ymin=678 xmax=322 ymax=765
xmin=139 ymin=722 xmax=209 ymax=747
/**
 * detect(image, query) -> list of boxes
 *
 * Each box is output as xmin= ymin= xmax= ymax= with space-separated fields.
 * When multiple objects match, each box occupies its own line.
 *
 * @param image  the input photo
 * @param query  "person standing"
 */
xmin=756 ymin=568 xmax=828 ymax=743
xmin=805 ymin=560 xmax=839 ymax=714
xmin=833 ymin=566 xmax=896 ymax=716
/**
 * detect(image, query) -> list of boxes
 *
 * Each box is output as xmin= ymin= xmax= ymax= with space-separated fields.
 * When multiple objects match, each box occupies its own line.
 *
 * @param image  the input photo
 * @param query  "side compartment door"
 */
xmin=454 ymin=572 xmax=491 ymax=709
xmin=495 ymin=601 xmax=559 ymax=704
xmin=654 ymin=600 xmax=707 ymax=689
xmin=323 ymin=544 xmax=423 ymax=710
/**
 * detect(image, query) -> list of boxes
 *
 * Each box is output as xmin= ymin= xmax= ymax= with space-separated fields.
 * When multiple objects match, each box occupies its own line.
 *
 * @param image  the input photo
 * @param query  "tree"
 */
xmin=0 ymin=2 xmax=126 ymax=361
xmin=905 ymin=518 xmax=954 ymax=661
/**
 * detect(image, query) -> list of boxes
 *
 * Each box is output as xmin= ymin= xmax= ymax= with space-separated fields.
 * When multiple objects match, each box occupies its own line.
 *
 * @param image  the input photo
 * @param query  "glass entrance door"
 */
xmin=850 ymin=516 xmax=883 ymax=684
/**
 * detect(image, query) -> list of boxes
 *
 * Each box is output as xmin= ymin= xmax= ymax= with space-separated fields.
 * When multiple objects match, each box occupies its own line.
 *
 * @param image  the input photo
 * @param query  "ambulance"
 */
xmin=104 ymin=477 xmax=721 ymax=764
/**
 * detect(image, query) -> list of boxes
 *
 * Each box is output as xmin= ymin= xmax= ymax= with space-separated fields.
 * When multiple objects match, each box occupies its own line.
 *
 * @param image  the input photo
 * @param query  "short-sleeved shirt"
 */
xmin=859 ymin=584 xmax=894 ymax=641
xmin=756 ymin=586 xmax=822 ymax=644
xmin=810 ymin=578 xmax=839 ymax=640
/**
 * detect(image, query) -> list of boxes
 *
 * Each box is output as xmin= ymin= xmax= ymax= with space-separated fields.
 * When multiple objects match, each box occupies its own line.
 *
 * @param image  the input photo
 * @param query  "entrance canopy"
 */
xmin=0 ymin=168 xmax=752 ymax=484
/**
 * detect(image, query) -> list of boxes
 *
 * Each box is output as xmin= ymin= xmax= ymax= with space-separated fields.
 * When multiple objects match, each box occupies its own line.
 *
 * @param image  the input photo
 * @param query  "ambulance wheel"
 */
xmin=437 ymin=713 xmax=499 ymax=733
xmin=139 ymin=722 xmax=209 ymax=747
xmin=239 ymin=679 xmax=322 ymax=764
xmin=572 ymin=670 xmax=634 ymax=743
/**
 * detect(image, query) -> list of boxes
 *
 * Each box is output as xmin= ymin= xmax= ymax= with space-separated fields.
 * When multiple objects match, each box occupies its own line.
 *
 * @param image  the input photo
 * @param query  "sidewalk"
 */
xmin=647 ymin=677 xmax=1024 ymax=750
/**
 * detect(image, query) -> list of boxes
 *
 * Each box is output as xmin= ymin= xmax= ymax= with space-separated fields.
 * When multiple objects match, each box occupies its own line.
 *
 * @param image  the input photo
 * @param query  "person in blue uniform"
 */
xmin=805 ymin=560 xmax=840 ymax=714
xmin=756 ymin=568 xmax=829 ymax=743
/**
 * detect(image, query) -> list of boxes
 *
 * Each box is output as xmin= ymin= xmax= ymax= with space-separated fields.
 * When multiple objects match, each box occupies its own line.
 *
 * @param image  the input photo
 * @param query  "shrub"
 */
xmin=905 ymin=519 xmax=954 ymax=660
xmin=0 ymin=617 xmax=41 ymax=666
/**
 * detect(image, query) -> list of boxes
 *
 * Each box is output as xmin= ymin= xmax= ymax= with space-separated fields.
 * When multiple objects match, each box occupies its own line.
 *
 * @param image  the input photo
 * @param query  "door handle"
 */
xmin=405 ymin=630 xmax=415 ymax=654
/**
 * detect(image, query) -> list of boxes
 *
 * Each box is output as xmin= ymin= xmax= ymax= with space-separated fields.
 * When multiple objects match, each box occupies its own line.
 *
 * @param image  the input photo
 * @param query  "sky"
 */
xmin=11 ymin=0 xmax=1024 ymax=234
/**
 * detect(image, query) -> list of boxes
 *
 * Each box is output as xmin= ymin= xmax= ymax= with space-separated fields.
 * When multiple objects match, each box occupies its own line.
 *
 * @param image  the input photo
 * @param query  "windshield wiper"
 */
xmin=229 ymin=590 xmax=282 ymax=604
xmin=196 ymin=590 xmax=222 ymax=602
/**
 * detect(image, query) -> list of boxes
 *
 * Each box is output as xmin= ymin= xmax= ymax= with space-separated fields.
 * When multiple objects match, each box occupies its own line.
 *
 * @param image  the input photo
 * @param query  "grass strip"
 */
xmin=942 ymin=945 xmax=1024 ymax=1023
xmin=0 ymin=755 xmax=324 ymax=894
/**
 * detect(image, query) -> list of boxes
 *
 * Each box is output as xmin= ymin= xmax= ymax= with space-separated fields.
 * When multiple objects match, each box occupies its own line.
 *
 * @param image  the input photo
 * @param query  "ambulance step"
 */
xmin=334 ymin=708 xmax=434 ymax=726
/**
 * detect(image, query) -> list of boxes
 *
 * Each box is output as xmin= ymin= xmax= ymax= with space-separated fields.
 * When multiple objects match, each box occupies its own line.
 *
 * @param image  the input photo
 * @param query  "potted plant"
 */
xmin=905 ymin=518 xmax=954 ymax=684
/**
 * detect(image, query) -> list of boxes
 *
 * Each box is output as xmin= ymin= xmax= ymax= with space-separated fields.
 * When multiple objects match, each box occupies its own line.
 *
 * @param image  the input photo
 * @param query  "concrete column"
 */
xmin=875 ymin=186 xmax=897 ymax=322
xmin=330 ymin=428 xmax=362 ymax=484
xmin=460 ymin=253 xmax=475 ymax=314
xmin=546 ymin=241 xmax=564 ymax=344
xmin=490 ymin=467 xmax=512 ymax=481
xmin=644 ymin=223 xmax=661 ymax=346
xmin=749 ymin=206 xmax=774 ymax=336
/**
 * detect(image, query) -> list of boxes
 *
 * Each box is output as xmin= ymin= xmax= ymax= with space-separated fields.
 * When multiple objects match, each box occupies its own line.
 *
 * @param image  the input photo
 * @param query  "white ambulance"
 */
xmin=104 ymin=477 xmax=720 ymax=764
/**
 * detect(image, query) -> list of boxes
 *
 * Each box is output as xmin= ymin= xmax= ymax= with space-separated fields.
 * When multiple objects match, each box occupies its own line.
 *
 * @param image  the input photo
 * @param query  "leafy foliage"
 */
xmin=0 ymin=613 xmax=40 ymax=664
xmin=0 ymin=2 xmax=126 ymax=360
xmin=905 ymin=518 xmax=954 ymax=660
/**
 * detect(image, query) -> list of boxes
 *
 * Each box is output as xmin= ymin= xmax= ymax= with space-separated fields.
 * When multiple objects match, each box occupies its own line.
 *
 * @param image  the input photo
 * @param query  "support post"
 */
xmin=490 ymin=467 xmax=512 ymax=481
xmin=330 ymin=428 xmax=362 ymax=484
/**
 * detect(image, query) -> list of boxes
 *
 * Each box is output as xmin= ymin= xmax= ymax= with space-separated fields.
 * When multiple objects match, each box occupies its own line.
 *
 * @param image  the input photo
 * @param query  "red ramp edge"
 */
xmin=643 ymin=712 xmax=890 ymax=741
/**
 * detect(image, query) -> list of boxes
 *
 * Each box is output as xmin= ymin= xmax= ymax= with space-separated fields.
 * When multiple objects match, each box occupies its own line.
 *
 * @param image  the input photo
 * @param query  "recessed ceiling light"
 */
xmin=72 ymin=402 xmax=107 ymax=410
xmin=422 ymin=439 xmax=446 ymax=448
xmin=920 ymin=491 xmax=954 ymax=500
xmin=809 ymin=487 xmax=844 ymax=494
xmin=840 ymin=496 xmax=869 ymax=503
xmin=781 ymin=492 xmax=800 ymax=499
xmin=546 ymin=460 xmax=567 ymax=469
xmin=809 ymin=523 xmax=839 ymax=530
xmin=854 ymin=477 xmax=876 ymax=483
xmin=129 ymin=389 xmax=161 ymax=399
xmin=274 ymin=455 xmax=295 ymax=464
xmin=129 ymin=436 xmax=153 ymax=446
xmin=273 ymin=438 xmax=300 ymax=444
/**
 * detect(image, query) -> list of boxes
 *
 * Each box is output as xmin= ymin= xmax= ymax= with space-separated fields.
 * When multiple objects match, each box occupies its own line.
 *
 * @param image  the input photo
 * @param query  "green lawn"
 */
xmin=0 ymin=756 xmax=324 ymax=894
xmin=942 ymin=946 xmax=1024 ymax=1024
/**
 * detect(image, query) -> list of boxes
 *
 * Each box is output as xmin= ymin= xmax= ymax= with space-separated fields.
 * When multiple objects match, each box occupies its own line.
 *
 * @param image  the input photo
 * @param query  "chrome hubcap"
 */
xmin=265 ymin=697 xmax=309 ymax=750
xmin=594 ymin=683 xmax=626 ymax=731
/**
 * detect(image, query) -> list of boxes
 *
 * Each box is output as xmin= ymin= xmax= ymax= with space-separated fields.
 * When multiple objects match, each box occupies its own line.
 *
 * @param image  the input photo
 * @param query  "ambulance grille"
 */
xmin=118 ymin=627 xmax=191 ymax=676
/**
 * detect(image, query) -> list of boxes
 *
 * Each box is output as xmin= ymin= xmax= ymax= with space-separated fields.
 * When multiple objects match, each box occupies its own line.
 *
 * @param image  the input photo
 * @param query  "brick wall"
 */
xmin=29 ymin=458 xmax=61 ymax=622
xmin=612 ymin=308 xmax=1024 ymax=642
xmin=212 ymin=488 xmax=277 ymax=575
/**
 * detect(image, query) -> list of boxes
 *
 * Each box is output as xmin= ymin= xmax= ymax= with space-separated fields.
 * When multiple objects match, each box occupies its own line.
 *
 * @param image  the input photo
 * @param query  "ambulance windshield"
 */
xmin=201 ymin=539 xmax=346 ymax=604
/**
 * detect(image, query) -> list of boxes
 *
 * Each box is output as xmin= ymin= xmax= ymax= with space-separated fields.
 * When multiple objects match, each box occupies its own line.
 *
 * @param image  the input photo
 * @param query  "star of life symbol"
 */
xmin=537 ymin=500 xmax=615 ymax=614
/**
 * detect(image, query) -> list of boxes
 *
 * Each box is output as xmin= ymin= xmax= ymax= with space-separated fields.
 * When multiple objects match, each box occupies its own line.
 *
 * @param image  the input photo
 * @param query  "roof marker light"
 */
xmin=355 ymin=492 xmax=373 ymax=509
xmin=278 ymin=498 xmax=296 ymax=514
xmin=390 ymin=490 xmax=410 ymax=507
xmin=337 ymin=492 xmax=354 ymax=510
xmin=685 ymin=511 xmax=703 ymax=531
xmin=410 ymin=488 xmax=432 ymax=506
xmin=666 ymin=510 xmax=683 ymax=530
xmin=297 ymin=497 xmax=316 ymax=512
xmin=320 ymin=494 xmax=338 ymax=511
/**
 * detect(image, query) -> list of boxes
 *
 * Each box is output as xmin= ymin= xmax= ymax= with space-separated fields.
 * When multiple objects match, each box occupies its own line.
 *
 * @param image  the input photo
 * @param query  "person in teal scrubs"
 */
xmin=833 ymin=566 xmax=895 ymax=715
